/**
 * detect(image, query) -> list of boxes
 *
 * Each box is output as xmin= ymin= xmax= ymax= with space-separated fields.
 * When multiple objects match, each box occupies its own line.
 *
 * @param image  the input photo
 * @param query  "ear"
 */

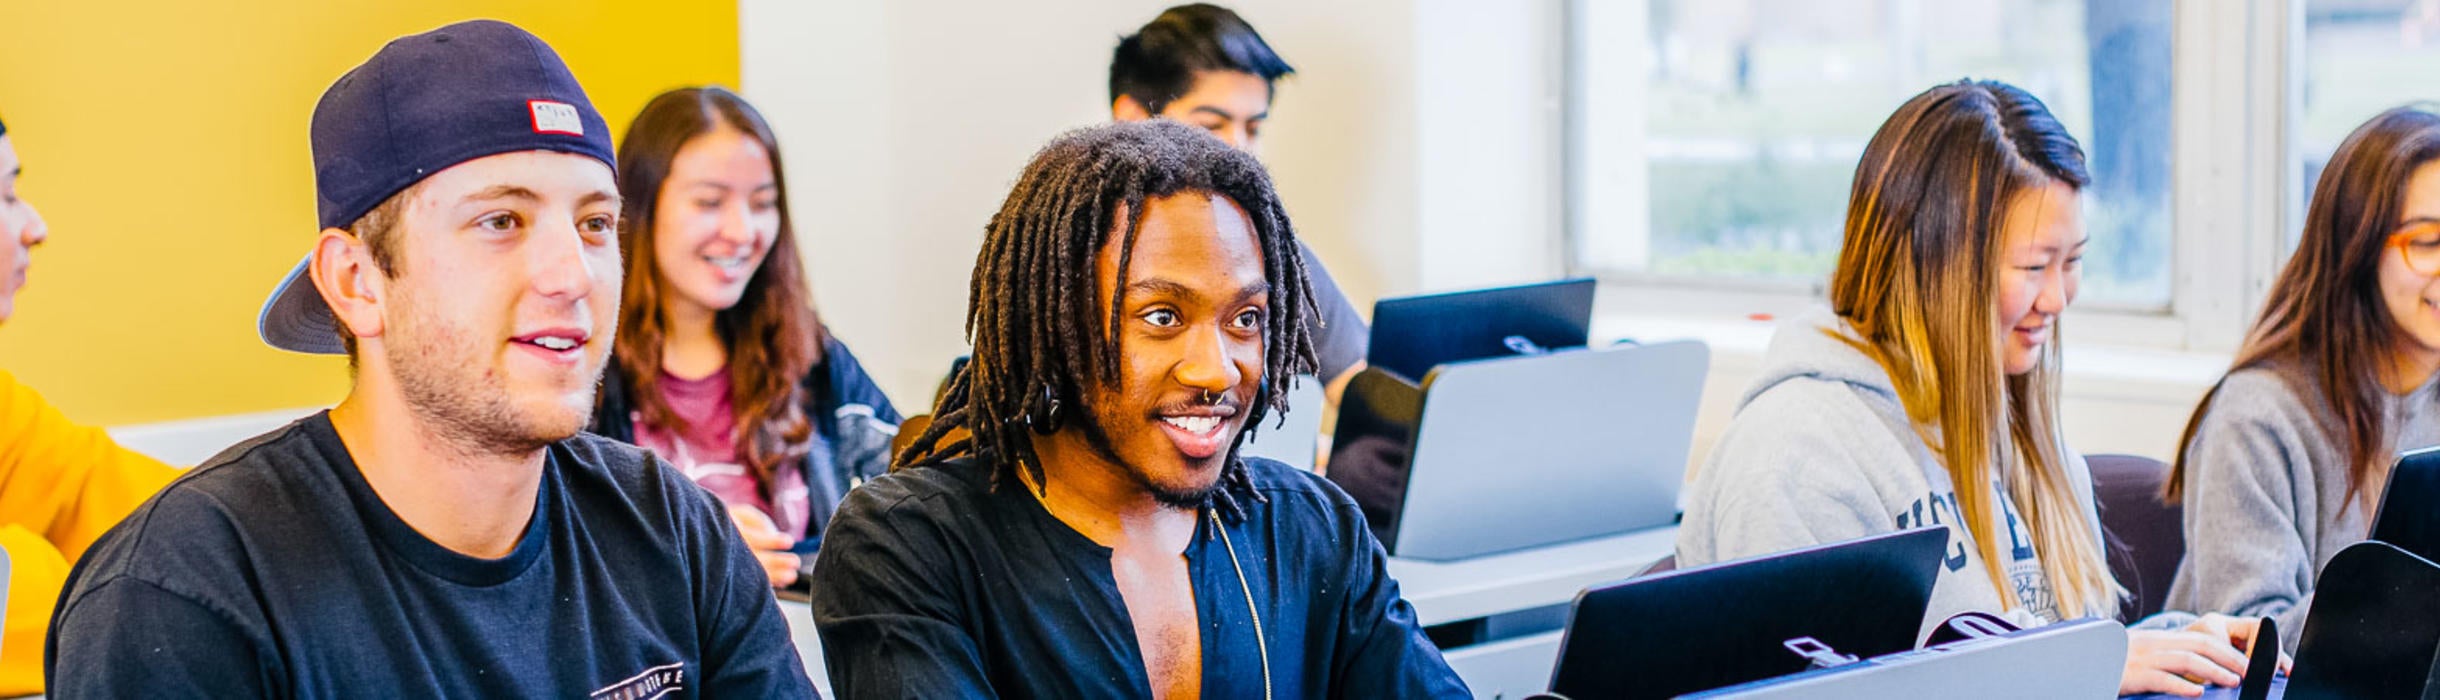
xmin=310 ymin=228 xmax=388 ymax=344
xmin=1112 ymin=95 xmax=1154 ymax=122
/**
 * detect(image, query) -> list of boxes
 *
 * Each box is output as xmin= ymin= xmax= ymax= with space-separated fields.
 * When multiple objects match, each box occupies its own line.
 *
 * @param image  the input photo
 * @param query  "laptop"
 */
xmin=1683 ymin=617 xmax=2129 ymax=699
xmin=1544 ymin=528 xmax=1946 ymax=700
xmin=1365 ymin=278 xmax=1596 ymax=383
xmin=1235 ymin=374 xmax=1325 ymax=471
xmin=1324 ymin=339 xmax=1708 ymax=560
xmin=2367 ymin=445 xmax=2440 ymax=563
xmin=2286 ymin=540 xmax=2440 ymax=699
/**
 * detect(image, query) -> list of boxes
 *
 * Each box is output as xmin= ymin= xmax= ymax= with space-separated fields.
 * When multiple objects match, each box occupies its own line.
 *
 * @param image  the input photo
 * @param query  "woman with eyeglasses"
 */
xmin=2166 ymin=104 xmax=2440 ymax=652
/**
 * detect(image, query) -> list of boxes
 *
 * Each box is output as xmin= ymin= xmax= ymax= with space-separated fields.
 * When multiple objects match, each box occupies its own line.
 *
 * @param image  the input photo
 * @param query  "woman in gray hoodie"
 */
xmin=1676 ymin=80 xmax=2273 ymax=697
xmin=2165 ymin=105 xmax=2440 ymax=651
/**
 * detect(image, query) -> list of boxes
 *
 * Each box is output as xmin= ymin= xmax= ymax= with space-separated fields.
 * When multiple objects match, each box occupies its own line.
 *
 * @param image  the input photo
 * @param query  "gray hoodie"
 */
xmin=2165 ymin=365 xmax=2440 ymax=650
xmin=1677 ymin=309 xmax=2119 ymax=640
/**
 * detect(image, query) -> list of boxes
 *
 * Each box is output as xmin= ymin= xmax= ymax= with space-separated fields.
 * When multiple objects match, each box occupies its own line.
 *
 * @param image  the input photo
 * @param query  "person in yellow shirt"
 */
xmin=0 ymin=114 xmax=181 ymax=695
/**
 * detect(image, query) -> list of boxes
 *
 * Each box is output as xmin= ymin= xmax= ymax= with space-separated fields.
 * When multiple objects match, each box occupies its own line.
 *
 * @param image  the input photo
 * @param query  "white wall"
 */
xmin=741 ymin=0 xmax=1453 ymax=408
xmin=733 ymin=0 xmax=2215 ymax=471
xmin=1414 ymin=0 xmax=1568 ymax=289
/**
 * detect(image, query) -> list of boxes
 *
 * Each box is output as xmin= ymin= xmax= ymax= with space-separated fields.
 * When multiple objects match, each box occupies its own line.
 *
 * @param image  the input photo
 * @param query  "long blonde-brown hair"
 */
xmin=1829 ymin=80 xmax=2119 ymax=617
xmin=2166 ymin=105 xmax=2440 ymax=513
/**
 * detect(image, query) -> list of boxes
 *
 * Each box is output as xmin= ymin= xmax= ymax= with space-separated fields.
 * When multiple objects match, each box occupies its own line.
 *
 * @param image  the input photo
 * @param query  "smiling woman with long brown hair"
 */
xmin=1676 ymin=79 xmax=2273 ymax=696
xmin=2166 ymin=105 xmax=2440 ymax=650
xmin=591 ymin=86 xmax=901 ymax=590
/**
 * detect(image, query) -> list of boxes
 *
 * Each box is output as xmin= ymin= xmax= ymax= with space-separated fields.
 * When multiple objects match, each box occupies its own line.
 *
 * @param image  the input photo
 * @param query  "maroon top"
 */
xmin=631 ymin=370 xmax=811 ymax=540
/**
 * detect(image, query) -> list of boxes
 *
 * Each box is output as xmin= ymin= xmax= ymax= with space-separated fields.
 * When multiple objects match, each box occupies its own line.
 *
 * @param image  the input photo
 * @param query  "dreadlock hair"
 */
xmin=894 ymin=119 xmax=1318 ymax=522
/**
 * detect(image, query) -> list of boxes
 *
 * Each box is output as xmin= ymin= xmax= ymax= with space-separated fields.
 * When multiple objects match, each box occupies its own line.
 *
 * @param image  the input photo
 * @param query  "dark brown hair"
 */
xmin=612 ymin=86 xmax=824 ymax=502
xmin=2168 ymin=105 xmax=2440 ymax=512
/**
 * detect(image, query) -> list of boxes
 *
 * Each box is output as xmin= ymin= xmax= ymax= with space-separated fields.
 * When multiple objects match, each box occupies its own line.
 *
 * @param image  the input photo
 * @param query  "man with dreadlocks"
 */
xmin=1108 ymin=4 xmax=1375 ymax=407
xmin=809 ymin=120 xmax=1466 ymax=698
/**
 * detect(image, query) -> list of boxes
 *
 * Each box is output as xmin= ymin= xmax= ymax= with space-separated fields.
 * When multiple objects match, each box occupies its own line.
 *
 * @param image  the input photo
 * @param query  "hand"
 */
xmin=2118 ymin=613 xmax=2290 ymax=697
xmin=2188 ymin=613 xmax=2292 ymax=674
xmin=728 ymin=505 xmax=802 ymax=588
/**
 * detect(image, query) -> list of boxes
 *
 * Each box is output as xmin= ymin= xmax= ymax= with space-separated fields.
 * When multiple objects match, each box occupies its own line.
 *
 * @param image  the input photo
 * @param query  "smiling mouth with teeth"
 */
xmin=704 ymin=253 xmax=753 ymax=270
xmin=1162 ymin=415 xmax=1222 ymax=434
xmin=530 ymin=336 xmax=580 ymax=351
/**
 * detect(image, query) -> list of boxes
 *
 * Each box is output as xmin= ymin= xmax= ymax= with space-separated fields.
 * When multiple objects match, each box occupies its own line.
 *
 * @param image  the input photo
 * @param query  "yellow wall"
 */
xmin=0 ymin=2 xmax=739 ymax=426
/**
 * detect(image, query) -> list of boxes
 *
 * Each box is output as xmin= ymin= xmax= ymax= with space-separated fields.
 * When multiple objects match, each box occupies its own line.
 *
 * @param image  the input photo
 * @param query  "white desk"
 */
xmin=1390 ymin=525 xmax=1677 ymax=627
xmin=780 ymin=600 xmax=830 ymax=697
xmin=1393 ymin=526 xmax=1678 ymax=698
xmin=781 ymin=525 xmax=1676 ymax=699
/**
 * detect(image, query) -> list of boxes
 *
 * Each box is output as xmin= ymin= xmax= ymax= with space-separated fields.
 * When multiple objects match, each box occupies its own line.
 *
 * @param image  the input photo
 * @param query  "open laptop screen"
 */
xmin=2369 ymin=446 xmax=2440 ymax=563
xmin=1365 ymin=278 xmax=1595 ymax=383
xmin=1547 ymin=527 xmax=1946 ymax=700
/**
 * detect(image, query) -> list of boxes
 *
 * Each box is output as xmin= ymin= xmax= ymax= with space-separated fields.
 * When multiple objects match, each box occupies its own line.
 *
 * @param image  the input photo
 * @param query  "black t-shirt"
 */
xmin=45 ymin=412 xmax=816 ymax=698
xmin=808 ymin=454 xmax=1468 ymax=699
xmin=1299 ymin=241 xmax=1371 ymax=382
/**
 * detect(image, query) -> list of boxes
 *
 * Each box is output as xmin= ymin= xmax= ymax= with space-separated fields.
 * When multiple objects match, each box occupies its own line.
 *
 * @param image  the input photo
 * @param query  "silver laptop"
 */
xmin=1237 ymin=374 xmax=1324 ymax=471
xmin=1329 ymin=339 xmax=1708 ymax=561
xmin=1684 ymin=618 xmax=2127 ymax=699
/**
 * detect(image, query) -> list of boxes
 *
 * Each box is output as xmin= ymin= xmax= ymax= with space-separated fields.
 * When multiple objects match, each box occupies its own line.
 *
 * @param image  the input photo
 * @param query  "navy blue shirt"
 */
xmin=809 ymin=455 xmax=1467 ymax=698
xmin=45 ymin=413 xmax=815 ymax=698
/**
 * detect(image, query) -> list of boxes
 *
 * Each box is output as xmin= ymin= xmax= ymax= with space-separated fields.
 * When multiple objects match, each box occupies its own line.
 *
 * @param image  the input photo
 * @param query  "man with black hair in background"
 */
xmin=1111 ymin=3 xmax=1374 ymax=406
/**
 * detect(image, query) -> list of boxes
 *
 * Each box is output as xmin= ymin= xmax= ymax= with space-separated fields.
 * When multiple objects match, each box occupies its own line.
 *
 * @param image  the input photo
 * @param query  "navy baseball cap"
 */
xmin=258 ymin=19 xmax=616 ymax=355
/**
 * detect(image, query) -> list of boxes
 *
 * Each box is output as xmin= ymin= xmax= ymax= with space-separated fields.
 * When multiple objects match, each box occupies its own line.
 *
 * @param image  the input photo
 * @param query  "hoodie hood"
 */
xmin=1740 ymin=307 xmax=1901 ymax=412
xmin=1681 ymin=305 xmax=2104 ymax=632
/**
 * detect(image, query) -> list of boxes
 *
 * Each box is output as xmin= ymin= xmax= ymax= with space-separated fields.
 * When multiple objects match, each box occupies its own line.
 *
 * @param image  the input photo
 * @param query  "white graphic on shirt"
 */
xmin=1895 ymin=483 xmax=2062 ymax=622
xmin=654 ymin=425 xmax=746 ymax=481
xmin=682 ymin=461 xmax=747 ymax=480
xmin=591 ymin=662 xmax=684 ymax=700
xmin=774 ymin=483 xmax=808 ymax=530
xmin=637 ymin=410 xmax=805 ymax=537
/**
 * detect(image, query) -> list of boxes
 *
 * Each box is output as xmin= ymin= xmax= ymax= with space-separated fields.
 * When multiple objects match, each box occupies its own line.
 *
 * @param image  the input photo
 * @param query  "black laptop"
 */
xmin=1545 ymin=528 xmax=1947 ymax=700
xmin=1319 ymin=368 xmax=1425 ymax=548
xmin=2366 ymin=446 xmax=2440 ymax=563
xmin=1364 ymin=278 xmax=1596 ymax=382
xmin=2285 ymin=541 xmax=2440 ymax=698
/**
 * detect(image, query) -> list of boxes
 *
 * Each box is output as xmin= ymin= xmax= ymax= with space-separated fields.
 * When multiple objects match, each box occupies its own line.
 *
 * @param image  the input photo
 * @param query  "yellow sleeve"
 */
xmin=0 ymin=524 xmax=68 ymax=695
xmin=0 ymin=369 xmax=181 ymax=562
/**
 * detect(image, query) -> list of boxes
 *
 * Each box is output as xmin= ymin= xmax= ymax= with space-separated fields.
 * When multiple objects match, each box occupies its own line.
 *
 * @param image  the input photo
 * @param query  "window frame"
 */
xmin=1558 ymin=0 xmax=2302 ymax=355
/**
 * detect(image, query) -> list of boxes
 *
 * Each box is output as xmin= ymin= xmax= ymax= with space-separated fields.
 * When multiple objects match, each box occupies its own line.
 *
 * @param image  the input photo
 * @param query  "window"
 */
xmin=2294 ymin=0 xmax=2440 ymax=247
xmin=1567 ymin=0 xmax=2174 ymax=309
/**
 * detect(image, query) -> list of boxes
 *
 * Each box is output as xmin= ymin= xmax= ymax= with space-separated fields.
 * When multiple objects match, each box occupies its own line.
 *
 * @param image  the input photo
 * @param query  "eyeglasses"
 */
xmin=2388 ymin=220 xmax=2440 ymax=277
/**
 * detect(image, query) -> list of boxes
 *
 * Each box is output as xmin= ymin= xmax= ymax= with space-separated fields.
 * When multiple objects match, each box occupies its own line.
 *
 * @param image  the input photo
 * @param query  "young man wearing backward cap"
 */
xmin=45 ymin=21 xmax=815 ymax=697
